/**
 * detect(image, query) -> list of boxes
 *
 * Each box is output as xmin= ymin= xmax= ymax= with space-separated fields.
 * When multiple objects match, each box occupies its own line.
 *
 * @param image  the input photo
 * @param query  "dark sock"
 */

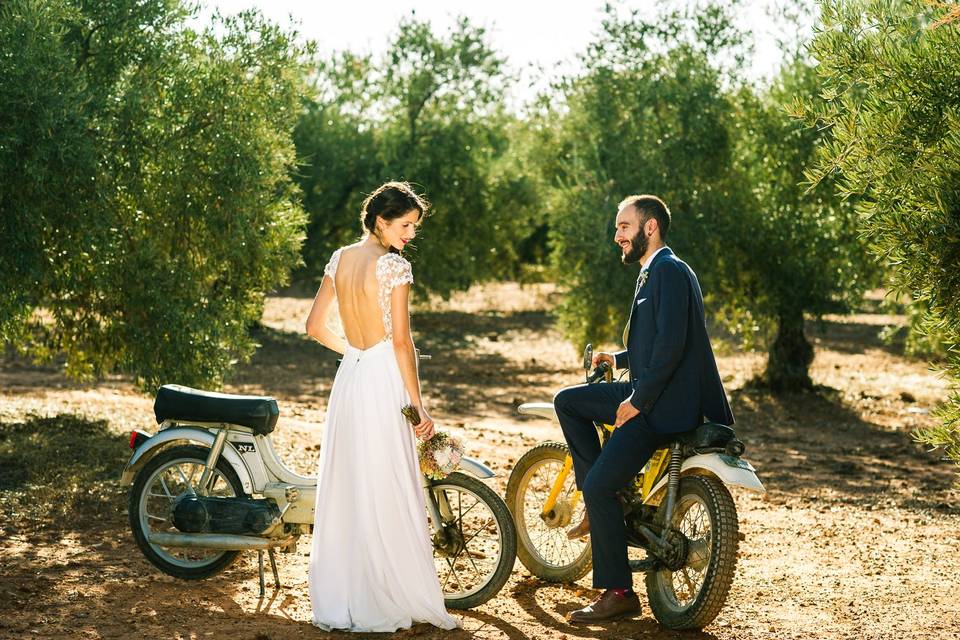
xmin=610 ymin=587 xmax=634 ymax=598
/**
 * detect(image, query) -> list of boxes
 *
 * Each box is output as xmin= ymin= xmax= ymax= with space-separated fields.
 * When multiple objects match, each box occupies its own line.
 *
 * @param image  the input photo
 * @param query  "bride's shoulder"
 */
xmin=336 ymin=241 xmax=365 ymax=255
xmin=327 ymin=242 xmax=363 ymax=262
xmin=376 ymin=252 xmax=414 ymax=284
xmin=324 ymin=246 xmax=347 ymax=278
xmin=376 ymin=252 xmax=412 ymax=267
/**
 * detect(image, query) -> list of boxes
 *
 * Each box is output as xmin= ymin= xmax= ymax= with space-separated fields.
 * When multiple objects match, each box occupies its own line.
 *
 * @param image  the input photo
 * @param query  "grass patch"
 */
xmin=0 ymin=414 xmax=130 ymax=534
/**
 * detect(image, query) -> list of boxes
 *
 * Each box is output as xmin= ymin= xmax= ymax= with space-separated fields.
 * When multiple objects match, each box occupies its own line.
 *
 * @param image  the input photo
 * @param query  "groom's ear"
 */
xmin=644 ymin=216 xmax=658 ymax=237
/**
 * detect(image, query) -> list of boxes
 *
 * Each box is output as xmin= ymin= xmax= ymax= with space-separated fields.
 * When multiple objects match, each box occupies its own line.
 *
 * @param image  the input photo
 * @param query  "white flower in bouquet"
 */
xmin=434 ymin=447 xmax=452 ymax=468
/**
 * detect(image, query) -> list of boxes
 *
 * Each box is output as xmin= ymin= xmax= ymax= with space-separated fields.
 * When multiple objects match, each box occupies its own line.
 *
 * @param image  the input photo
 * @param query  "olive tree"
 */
xmin=805 ymin=0 xmax=960 ymax=472
xmin=0 ymin=0 xmax=309 ymax=389
xmin=294 ymin=16 xmax=539 ymax=296
xmin=537 ymin=3 xmax=873 ymax=390
xmin=538 ymin=4 xmax=749 ymax=348
xmin=723 ymin=57 xmax=872 ymax=389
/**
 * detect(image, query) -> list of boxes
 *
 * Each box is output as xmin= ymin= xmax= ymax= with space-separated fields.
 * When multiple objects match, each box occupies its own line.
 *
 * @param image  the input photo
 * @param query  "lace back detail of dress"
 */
xmin=376 ymin=253 xmax=414 ymax=337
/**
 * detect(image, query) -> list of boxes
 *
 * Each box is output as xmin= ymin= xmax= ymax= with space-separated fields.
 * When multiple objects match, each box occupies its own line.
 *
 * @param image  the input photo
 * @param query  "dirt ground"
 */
xmin=1 ymin=283 xmax=959 ymax=640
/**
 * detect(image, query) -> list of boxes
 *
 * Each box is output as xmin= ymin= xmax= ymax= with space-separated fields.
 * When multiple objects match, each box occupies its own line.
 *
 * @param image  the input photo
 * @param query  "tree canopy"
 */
xmin=531 ymin=3 xmax=870 ymax=389
xmin=806 ymin=0 xmax=960 ymax=472
xmin=4 ymin=0 xmax=948 ymax=410
xmin=0 ymin=0 xmax=310 ymax=389
xmin=723 ymin=56 xmax=872 ymax=388
xmin=535 ymin=5 xmax=743 ymax=349
xmin=294 ymin=16 xmax=539 ymax=297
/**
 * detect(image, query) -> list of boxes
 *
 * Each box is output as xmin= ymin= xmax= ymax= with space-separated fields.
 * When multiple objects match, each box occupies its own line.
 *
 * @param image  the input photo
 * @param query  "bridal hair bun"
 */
xmin=360 ymin=181 xmax=430 ymax=234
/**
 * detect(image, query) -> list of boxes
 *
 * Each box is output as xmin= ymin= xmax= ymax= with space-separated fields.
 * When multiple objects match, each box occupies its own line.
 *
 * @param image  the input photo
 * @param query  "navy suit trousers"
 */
xmin=554 ymin=382 xmax=673 ymax=589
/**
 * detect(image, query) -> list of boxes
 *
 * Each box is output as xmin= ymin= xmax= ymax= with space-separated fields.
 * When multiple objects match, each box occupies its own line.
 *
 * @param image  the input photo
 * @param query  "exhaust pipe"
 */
xmin=148 ymin=532 xmax=295 ymax=551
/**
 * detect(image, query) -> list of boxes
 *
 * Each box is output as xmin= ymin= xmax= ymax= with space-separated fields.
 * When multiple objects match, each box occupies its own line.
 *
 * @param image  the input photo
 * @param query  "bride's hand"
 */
xmin=412 ymin=406 xmax=435 ymax=440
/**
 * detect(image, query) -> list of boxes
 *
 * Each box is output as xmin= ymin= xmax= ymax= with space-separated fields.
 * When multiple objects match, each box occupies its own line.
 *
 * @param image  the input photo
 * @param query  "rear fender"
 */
xmin=643 ymin=453 xmax=765 ymax=506
xmin=119 ymin=426 xmax=255 ymax=494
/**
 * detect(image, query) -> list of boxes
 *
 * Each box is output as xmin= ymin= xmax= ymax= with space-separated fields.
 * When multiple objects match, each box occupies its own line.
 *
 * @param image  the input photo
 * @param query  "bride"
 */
xmin=303 ymin=181 xmax=459 ymax=632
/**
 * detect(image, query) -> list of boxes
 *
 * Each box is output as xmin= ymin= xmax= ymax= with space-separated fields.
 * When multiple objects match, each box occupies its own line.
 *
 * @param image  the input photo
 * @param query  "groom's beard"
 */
xmin=621 ymin=229 xmax=648 ymax=264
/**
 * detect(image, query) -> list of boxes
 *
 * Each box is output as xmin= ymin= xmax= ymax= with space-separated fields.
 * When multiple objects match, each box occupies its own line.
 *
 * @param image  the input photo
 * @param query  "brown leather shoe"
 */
xmin=566 ymin=513 xmax=590 ymax=540
xmin=567 ymin=589 xmax=641 ymax=624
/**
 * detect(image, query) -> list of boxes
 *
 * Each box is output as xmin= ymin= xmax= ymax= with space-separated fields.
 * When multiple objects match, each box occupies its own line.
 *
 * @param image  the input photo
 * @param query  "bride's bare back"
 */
xmin=320 ymin=241 xmax=414 ymax=350
xmin=334 ymin=244 xmax=389 ymax=349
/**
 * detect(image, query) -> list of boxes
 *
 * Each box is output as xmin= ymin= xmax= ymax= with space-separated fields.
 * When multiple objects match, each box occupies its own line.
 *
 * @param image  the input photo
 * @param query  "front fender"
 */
xmin=119 ymin=426 xmax=255 ymax=494
xmin=643 ymin=453 xmax=765 ymax=506
xmin=457 ymin=455 xmax=495 ymax=479
xmin=518 ymin=402 xmax=557 ymax=421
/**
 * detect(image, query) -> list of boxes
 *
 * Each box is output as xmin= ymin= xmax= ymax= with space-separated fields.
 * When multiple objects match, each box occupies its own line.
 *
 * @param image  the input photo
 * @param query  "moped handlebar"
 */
xmin=586 ymin=361 xmax=611 ymax=384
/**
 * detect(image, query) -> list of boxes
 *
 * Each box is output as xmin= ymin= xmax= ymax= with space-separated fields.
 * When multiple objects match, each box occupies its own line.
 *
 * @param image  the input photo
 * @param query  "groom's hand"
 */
xmin=592 ymin=352 xmax=615 ymax=369
xmin=614 ymin=397 xmax=640 ymax=427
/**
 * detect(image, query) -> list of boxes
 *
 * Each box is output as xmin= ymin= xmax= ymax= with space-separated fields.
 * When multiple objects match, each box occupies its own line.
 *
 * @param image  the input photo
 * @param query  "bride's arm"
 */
xmin=391 ymin=282 xmax=434 ymax=439
xmin=305 ymin=276 xmax=347 ymax=355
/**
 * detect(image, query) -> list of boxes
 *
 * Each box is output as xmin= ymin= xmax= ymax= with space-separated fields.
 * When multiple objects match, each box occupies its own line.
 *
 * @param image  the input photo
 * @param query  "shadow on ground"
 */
xmin=1 ymin=536 xmax=311 ymax=639
xmin=0 ymin=414 xmax=129 ymax=539
xmin=729 ymin=385 xmax=954 ymax=513
xmin=508 ymin=577 xmax=719 ymax=640
xmin=0 ymin=522 xmax=524 ymax=639
xmin=808 ymin=318 xmax=908 ymax=358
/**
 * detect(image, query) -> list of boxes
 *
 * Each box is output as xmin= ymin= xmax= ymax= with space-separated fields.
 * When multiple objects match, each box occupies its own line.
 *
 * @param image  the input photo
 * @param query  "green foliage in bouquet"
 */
xmin=804 ymin=0 xmax=960 ymax=476
xmin=0 ymin=0 xmax=309 ymax=390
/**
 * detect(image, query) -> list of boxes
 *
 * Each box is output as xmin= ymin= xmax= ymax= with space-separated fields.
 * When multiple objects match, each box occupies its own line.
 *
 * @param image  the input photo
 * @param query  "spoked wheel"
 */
xmin=645 ymin=475 xmax=739 ymax=630
xmin=129 ymin=445 xmax=244 ymax=579
xmin=505 ymin=442 xmax=591 ymax=582
xmin=430 ymin=472 xmax=517 ymax=610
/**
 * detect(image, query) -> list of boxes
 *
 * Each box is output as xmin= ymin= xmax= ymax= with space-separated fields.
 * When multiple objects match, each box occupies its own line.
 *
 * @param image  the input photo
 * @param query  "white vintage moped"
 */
xmin=121 ymin=381 xmax=516 ymax=608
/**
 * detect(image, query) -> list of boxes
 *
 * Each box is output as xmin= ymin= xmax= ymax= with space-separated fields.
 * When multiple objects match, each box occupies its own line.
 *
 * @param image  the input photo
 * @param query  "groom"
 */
xmin=555 ymin=194 xmax=734 ymax=623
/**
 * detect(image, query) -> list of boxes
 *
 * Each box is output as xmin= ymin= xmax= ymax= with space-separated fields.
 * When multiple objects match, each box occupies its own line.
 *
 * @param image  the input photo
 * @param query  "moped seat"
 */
xmin=675 ymin=421 xmax=736 ymax=450
xmin=154 ymin=384 xmax=279 ymax=436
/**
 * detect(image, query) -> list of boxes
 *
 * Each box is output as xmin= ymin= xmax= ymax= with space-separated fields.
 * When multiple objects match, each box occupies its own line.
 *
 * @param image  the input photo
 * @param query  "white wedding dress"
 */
xmin=308 ymin=248 xmax=459 ymax=633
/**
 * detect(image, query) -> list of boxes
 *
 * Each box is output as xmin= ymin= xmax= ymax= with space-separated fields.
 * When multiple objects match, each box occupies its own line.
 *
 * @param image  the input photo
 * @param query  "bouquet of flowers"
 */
xmin=402 ymin=405 xmax=466 ymax=480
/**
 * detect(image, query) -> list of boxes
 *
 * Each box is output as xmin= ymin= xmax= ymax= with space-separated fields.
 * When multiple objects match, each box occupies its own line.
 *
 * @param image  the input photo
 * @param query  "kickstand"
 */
xmin=258 ymin=550 xmax=266 ymax=597
xmin=268 ymin=548 xmax=281 ymax=589
xmin=257 ymin=549 xmax=282 ymax=598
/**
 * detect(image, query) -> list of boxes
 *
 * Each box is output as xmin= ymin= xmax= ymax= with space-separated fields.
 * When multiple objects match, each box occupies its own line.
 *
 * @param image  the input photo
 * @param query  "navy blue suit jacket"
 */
xmin=613 ymin=247 xmax=734 ymax=434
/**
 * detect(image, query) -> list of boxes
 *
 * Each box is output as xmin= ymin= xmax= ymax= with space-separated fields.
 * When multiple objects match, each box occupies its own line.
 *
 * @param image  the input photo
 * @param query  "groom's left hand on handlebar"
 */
xmin=592 ymin=352 xmax=615 ymax=369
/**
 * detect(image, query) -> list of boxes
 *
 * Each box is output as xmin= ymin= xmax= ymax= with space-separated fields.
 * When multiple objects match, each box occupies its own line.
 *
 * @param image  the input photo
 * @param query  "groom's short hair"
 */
xmin=619 ymin=194 xmax=671 ymax=241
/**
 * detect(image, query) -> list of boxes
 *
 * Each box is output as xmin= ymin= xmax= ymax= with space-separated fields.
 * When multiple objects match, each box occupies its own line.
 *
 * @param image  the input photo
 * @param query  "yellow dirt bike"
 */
xmin=505 ymin=345 xmax=764 ymax=630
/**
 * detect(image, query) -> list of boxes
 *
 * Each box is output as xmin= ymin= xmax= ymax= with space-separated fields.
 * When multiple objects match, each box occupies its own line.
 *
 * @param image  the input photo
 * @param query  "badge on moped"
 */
xmin=235 ymin=443 xmax=256 ymax=454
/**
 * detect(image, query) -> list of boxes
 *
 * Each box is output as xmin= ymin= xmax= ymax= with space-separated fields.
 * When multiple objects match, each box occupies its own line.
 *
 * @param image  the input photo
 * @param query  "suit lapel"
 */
xmin=622 ymin=276 xmax=643 ymax=347
xmin=621 ymin=247 xmax=673 ymax=348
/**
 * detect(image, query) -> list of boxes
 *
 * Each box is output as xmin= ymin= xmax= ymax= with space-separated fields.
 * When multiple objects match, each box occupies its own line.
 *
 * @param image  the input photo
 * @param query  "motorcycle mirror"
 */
xmin=582 ymin=343 xmax=593 ymax=371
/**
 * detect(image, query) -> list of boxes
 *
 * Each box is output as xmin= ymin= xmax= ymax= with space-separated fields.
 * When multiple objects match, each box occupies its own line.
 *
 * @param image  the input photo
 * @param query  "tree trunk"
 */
xmin=765 ymin=309 xmax=813 ymax=391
